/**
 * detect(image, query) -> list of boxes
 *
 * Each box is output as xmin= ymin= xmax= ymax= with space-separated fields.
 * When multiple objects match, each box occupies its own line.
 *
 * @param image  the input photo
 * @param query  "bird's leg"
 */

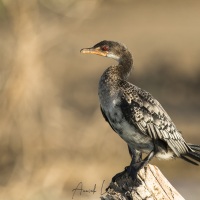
xmin=127 ymin=141 xmax=159 ymax=180
xmin=111 ymin=147 xmax=142 ymax=182
xmin=127 ymin=150 xmax=156 ymax=180
xmin=128 ymin=146 xmax=142 ymax=163
xmin=107 ymin=149 xmax=156 ymax=192
xmin=111 ymin=147 xmax=157 ymax=183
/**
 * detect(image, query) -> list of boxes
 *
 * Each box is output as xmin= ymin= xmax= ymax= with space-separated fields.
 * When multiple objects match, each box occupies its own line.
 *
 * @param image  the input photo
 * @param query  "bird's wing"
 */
xmin=100 ymin=106 xmax=117 ymax=133
xmin=119 ymin=80 xmax=190 ymax=156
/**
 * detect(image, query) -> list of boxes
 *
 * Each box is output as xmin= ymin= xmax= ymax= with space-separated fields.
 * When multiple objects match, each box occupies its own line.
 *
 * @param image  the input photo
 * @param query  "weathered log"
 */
xmin=101 ymin=164 xmax=185 ymax=200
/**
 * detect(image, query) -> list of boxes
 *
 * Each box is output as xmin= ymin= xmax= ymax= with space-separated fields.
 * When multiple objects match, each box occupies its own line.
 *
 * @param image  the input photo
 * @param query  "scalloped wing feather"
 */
xmin=119 ymin=80 xmax=190 ymax=156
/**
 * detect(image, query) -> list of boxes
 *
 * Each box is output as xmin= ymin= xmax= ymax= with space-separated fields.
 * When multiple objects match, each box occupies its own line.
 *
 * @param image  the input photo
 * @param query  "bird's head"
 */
xmin=80 ymin=40 xmax=128 ymax=61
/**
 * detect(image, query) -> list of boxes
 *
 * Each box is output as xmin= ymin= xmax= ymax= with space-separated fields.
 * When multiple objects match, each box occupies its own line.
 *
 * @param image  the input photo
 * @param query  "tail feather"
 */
xmin=181 ymin=155 xmax=199 ymax=165
xmin=181 ymin=144 xmax=200 ymax=165
xmin=186 ymin=151 xmax=200 ymax=162
xmin=188 ymin=144 xmax=200 ymax=152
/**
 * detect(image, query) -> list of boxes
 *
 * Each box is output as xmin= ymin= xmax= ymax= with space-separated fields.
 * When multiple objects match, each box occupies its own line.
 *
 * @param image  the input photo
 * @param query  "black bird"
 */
xmin=80 ymin=40 xmax=200 ymax=181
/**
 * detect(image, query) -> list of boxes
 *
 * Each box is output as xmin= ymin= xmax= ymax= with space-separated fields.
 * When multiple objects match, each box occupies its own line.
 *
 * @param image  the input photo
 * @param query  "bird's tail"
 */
xmin=181 ymin=144 xmax=200 ymax=165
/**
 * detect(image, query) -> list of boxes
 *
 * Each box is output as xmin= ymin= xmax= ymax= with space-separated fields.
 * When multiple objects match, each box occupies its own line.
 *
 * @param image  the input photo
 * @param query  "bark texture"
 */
xmin=101 ymin=164 xmax=185 ymax=200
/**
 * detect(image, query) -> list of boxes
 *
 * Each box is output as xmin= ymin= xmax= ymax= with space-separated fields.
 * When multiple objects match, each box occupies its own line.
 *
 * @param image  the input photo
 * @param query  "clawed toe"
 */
xmin=110 ymin=161 xmax=144 ymax=186
xmin=106 ymin=165 xmax=142 ymax=193
xmin=111 ymin=166 xmax=129 ymax=182
xmin=111 ymin=164 xmax=140 ymax=182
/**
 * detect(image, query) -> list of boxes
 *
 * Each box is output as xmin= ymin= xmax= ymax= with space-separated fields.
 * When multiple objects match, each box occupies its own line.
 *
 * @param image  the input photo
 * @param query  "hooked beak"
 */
xmin=80 ymin=47 xmax=107 ymax=57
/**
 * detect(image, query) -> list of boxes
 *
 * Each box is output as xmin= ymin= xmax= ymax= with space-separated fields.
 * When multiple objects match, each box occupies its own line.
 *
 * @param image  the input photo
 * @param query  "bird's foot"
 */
xmin=126 ymin=164 xmax=142 ymax=187
xmin=106 ymin=164 xmax=142 ymax=192
xmin=111 ymin=166 xmax=128 ymax=182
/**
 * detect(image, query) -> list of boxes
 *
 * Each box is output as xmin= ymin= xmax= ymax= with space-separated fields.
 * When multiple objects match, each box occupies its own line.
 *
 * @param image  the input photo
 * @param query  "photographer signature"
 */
xmin=72 ymin=180 xmax=106 ymax=199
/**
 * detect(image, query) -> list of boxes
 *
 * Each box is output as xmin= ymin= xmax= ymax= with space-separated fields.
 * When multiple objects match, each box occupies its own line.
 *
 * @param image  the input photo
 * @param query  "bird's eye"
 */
xmin=101 ymin=45 xmax=109 ymax=51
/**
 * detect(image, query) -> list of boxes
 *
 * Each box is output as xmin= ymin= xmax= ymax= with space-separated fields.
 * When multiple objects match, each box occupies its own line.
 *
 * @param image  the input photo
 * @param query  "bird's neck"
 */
xmin=99 ymin=51 xmax=133 ymax=87
xmin=117 ymin=51 xmax=133 ymax=80
xmin=99 ymin=51 xmax=133 ymax=108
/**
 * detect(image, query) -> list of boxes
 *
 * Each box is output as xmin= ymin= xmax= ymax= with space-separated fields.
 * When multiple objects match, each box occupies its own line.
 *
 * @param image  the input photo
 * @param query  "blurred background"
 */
xmin=0 ymin=0 xmax=200 ymax=199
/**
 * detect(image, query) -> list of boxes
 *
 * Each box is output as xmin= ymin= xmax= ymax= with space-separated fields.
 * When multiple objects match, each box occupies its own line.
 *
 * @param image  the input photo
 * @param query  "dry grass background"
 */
xmin=0 ymin=0 xmax=200 ymax=199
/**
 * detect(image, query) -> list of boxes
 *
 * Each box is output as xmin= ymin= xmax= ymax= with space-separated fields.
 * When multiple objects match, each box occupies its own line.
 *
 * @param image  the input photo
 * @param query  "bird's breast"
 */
xmin=98 ymin=74 xmax=153 ymax=153
xmin=103 ymin=103 xmax=154 ymax=153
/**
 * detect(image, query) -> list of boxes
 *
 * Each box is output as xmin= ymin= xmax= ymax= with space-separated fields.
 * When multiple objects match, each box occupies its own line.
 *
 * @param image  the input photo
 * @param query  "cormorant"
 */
xmin=80 ymin=40 xmax=200 ymax=181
